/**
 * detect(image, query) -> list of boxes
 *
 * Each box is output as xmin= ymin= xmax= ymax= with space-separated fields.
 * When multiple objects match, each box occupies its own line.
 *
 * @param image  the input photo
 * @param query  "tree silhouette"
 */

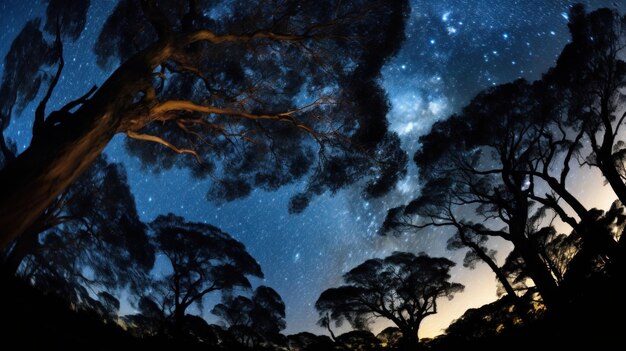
xmin=249 ymin=286 xmax=287 ymax=342
xmin=315 ymin=252 xmax=464 ymax=350
xmin=381 ymin=176 xmax=523 ymax=309
xmin=212 ymin=285 xmax=286 ymax=347
xmin=2 ymin=155 xmax=153 ymax=310
xmin=547 ymin=5 xmax=626 ymax=208
xmin=381 ymin=6 xmax=626 ymax=319
xmin=381 ymin=80 xmax=566 ymax=310
xmin=0 ymin=0 xmax=409 ymax=251
xmin=286 ymin=332 xmax=336 ymax=351
xmin=146 ymin=214 xmax=263 ymax=330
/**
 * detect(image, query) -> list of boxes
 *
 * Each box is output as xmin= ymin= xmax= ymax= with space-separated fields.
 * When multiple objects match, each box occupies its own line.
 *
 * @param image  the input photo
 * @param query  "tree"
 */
xmin=147 ymin=214 xmax=263 ymax=329
xmin=286 ymin=332 xmax=336 ymax=351
xmin=381 ymin=81 xmax=558 ymax=309
xmin=547 ymin=5 xmax=626 ymax=208
xmin=381 ymin=176 xmax=523 ymax=308
xmin=380 ymin=7 xmax=626 ymax=313
xmin=315 ymin=252 xmax=464 ymax=351
xmin=250 ymin=286 xmax=287 ymax=341
xmin=212 ymin=285 xmax=286 ymax=346
xmin=3 ymin=155 xmax=154 ymax=309
xmin=0 ymin=0 xmax=409 ymax=251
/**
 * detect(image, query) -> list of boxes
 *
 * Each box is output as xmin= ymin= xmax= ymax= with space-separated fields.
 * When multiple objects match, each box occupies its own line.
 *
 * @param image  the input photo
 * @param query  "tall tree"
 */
xmin=148 ymin=214 xmax=263 ymax=328
xmin=0 ymin=0 xmax=409 ymax=250
xmin=547 ymin=5 xmax=626 ymax=208
xmin=315 ymin=252 xmax=464 ymax=351
xmin=249 ymin=286 xmax=287 ymax=341
xmin=382 ymin=80 xmax=566 ymax=309
xmin=381 ymin=176 xmax=522 ymax=306
xmin=381 ymin=7 xmax=626 ymax=311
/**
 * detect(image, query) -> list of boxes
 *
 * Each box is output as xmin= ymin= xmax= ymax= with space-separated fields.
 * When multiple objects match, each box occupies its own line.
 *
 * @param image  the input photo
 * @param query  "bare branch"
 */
xmin=181 ymin=29 xmax=306 ymax=47
xmin=151 ymin=99 xmax=332 ymax=137
xmin=126 ymin=130 xmax=200 ymax=161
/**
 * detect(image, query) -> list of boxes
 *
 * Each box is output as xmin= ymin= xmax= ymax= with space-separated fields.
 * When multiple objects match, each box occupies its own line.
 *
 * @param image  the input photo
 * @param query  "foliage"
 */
xmin=146 ymin=214 xmax=263 ymax=326
xmin=316 ymin=252 xmax=463 ymax=348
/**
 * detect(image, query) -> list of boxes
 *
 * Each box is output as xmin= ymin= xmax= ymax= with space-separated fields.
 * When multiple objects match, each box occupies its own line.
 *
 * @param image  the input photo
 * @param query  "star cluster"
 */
xmin=0 ymin=0 xmax=623 ymax=338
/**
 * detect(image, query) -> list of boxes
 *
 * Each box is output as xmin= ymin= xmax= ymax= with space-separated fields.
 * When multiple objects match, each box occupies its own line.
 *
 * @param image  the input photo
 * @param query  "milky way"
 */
xmin=1 ymin=0 xmax=623 ymax=338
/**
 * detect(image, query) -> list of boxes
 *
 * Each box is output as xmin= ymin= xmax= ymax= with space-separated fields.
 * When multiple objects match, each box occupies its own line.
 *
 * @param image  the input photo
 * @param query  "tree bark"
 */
xmin=0 ymin=41 xmax=171 ymax=251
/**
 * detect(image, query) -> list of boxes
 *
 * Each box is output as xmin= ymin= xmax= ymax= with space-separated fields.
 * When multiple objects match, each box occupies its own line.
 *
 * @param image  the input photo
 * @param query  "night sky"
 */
xmin=1 ymin=0 xmax=624 ymax=338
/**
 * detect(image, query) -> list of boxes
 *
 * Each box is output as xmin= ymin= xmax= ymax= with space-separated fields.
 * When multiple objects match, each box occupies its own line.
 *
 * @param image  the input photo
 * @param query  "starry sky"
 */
xmin=1 ymin=0 xmax=624 ymax=339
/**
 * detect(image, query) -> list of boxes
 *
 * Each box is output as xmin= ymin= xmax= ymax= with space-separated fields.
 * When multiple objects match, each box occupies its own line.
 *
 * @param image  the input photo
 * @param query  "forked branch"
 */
xmin=126 ymin=130 xmax=200 ymax=161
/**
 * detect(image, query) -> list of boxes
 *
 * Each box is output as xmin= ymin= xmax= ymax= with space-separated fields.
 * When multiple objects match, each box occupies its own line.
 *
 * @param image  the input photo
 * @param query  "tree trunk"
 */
xmin=3 ymin=225 xmax=41 ymax=274
xmin=399 ymin=326 xmax=420 ymax=351
xmin=464 ymin=238 xmax=530 ymax=321
xmin=515 ymin=237 xmax=561 ymax=309
xmin=0 ymin=41 xmax=171 ymax=251
xmin=173 ymin=307 xmax=185 ymax=327
xmin=507 ymin=193 xmax=561 ymax=311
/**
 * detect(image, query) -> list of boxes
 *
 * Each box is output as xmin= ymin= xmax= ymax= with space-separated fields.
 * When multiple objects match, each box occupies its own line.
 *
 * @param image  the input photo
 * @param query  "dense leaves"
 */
xmin=146 ymin=214 xmax=263 ymax=326
xmin=212 ymin=286 xmax=286 ymax=346
xmin=316 ymin=252 xmax=463 ymax=348
xmin=99 ymin=0 xmax=411 ymax=209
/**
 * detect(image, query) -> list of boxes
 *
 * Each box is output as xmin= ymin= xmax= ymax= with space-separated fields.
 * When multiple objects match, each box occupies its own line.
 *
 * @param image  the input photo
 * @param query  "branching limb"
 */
xmin=126 ymin=130 xmax=200 ymax=161
xmin=151 ymin=99 xmax=332 ymax=137
xmin=60 ymin=85 xmax=98 ymax=113
xmin=181 ymin=29 xmax=305 ymax=47
xmin=44 ymin=85 xmax=98 ymax=128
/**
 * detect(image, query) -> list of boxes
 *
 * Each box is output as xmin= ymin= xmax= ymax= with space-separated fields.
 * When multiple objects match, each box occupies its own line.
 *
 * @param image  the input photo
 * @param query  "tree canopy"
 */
xmin=212 ymin=285 xmax=286 ymax=346
xmin=0 ymin=0 xmax=410 ymax=250
xmin=146 ymin=214 xmax=263 ymax=327
xmin=316 ymin=252 xmax=463 ymax=350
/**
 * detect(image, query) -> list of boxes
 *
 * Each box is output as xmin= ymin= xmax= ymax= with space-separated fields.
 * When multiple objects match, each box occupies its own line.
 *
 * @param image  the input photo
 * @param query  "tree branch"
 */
xmin=181 ymin=29 xmax=306 ymax=47
xmin=151 ymin=99 xmax=329 ymax=137
xmin=60 ymin=85 xmax=98 ymax=113
xmin=126 ymin=130 xmax=200 ymax=161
